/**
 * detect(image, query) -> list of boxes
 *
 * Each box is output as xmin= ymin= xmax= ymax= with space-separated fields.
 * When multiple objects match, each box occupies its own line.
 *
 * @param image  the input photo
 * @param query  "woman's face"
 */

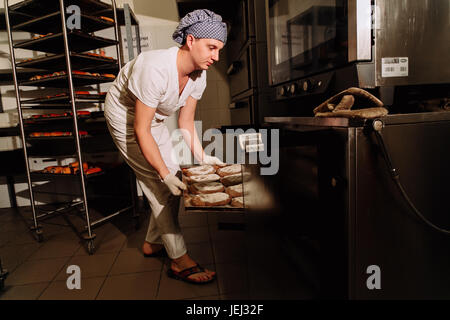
xmin=188 ymin=36 xmax=224 ymax=70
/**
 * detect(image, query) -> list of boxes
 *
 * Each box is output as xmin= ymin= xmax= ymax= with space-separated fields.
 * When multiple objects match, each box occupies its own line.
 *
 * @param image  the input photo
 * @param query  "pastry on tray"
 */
xmin=220 ymin=172 xmax=250 ymax=187
xmin=183 ymin=165 xmax=215 ymax=176
xmin=217 ymin=164 xmax=241 ymax=177
xmin=231 ymin=196 xmax=244 ymax=208
xmin=186 ymin=173 xmax=221 ymax=184
xmin=225 ymin=183 xmax=244 ymax=197
xmin=191 ymin=192 xmax=231 ymax=207
xmin=188 ymin=181 xmax=224 ymax=194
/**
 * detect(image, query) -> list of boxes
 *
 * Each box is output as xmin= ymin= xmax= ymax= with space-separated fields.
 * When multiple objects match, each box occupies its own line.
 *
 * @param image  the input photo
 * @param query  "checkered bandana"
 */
xmin=172 ymin=9 xmax=227 ymax=45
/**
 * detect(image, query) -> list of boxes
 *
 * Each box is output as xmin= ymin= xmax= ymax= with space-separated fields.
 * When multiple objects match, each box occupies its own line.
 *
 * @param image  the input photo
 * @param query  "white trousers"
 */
xmin=105 ymin=106 xmax=187 ymax=259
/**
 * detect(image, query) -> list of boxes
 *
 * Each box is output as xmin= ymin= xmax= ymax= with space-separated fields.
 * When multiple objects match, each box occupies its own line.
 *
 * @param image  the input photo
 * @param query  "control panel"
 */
xmin=274 ymin=73 xmax=333 ymax=100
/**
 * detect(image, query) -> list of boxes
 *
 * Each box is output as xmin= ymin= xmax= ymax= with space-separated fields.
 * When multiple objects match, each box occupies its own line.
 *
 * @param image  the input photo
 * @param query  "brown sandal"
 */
xmin=167 ymin=264 xmax=216 ymax=284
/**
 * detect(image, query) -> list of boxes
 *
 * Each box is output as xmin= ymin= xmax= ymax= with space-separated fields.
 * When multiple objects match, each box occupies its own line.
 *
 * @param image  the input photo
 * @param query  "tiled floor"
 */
xmin=0 ymin=201 xmax=316 ymax=300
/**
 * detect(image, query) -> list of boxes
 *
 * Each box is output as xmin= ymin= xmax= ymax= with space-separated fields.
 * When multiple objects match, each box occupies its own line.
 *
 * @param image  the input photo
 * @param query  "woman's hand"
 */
xmin=163 ymin=173 xmax=187 ymax=196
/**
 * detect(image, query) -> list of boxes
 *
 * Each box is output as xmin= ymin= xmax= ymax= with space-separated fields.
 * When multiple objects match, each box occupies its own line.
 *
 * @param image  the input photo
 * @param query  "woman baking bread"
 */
xmin=104 ymin=9 xmax=226 ymax=284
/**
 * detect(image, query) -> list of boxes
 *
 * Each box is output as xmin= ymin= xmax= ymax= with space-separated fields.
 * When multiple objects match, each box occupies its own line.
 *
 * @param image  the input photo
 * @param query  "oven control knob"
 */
xmin=302 ymin=80 xmax=312 ymax=92
xmin=279 ymin=86 xmax=289 ymax=96
xmin=289 ymin=83 xmax=298 ymax=95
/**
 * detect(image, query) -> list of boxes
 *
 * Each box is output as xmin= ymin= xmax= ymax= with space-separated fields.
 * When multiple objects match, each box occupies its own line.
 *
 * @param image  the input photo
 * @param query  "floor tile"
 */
xmin=0 ymin=242 xmax=43 ymax=273
xmin=0 ymin=282 xmax=49 ymax=300
xmin=54 ymin=252 xmax=118 ymax=281
xmin=157 ymin=264 xmax=219 ymax=300
xmin=38 ymin=277 xmax=105 ymax=300
xmin=74 ymin=223 xmax=127 ymax=256
xmin=0 ymin=230 xmax=39 ymax=247
xmin=120 ymin=227 xmax=147 ymax=252
xmin=216 ymin=262 xmax=249 ymax=295
xmin=96 ymin=271 xmax=160 ymax=300
xmin=0 ymin=219 xmax=30 ymax=233
xmin=6 ymin=257 xmax=69 ymax=286
xmin=109 ymin=250 xmax=163 ymax=275
xmin=181 ymin=226 xmax=210 ymax=244
xmin=27 ymin=231 xmax=81 ymax=261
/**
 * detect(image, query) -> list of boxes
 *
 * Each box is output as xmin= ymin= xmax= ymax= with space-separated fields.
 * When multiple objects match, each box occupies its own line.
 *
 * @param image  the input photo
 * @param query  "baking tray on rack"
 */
xmin=181 ymin=165 xmax=246 ymax=212
xmin=9 ymin=0 xmax=111 ymax=17
xmin=19 ymin=74 xmax=115 ymax=88
xmin=21 ymin=93 xmax=106 ymax=106
xmin=15 ymin=32 xmax=118 ymax=55
xmin=12 ymin=11 xmax=114 ymax=34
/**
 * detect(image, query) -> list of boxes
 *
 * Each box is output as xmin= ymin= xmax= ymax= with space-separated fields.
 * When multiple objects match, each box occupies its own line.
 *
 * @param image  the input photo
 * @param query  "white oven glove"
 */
xmin=200 ymin=155 xmax=226 ymax=166
xmin=163 ymin=173 xmax=187 ymax=196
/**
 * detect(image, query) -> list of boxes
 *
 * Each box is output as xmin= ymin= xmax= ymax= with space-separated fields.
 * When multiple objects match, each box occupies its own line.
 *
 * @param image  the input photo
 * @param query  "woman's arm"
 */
xmin=134 ymin=98 xmax=170 ymax=179
xmin=178 ymin=96 xmax=205 ymax=162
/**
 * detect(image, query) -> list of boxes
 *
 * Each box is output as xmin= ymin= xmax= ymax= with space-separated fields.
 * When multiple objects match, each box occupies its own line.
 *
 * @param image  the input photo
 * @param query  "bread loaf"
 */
xmin=220 ymin=172 xmax=251 ymax=187
xmin=186 ymin=173 xmax=221 ymax=184
xmin=225 ymin=183 xmax=244 ymax=197
xmin=183 ymin=165 xmax=215 ymax=176
xmin=191 ymin=192 xmax=231 ymax=207
xmin=231 ymin=197 xmax=244 ymax=208
xmin=217 ymin=164 xmax=241 ymax=177
xmin=189 ymin=181 xmax=224 ymax=194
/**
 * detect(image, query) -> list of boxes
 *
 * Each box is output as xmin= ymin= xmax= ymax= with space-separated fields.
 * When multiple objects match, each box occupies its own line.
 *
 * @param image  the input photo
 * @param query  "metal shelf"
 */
xmin=9 ymin=0 xmax=111 ymax=17
xmin=19 ymin=74 xmax=115 ymax=88
xmin=4 ymin=0 xmax=137 ymax=255
xmin=12 ymin=11 xmax=114 ymax=34
xmin=22 ymin=93 xmax=106 ymax=105
xmin=30 ymin=170 xmax=105 ymax=181
xmin=15 ymin=32 xmax=118 ymax=55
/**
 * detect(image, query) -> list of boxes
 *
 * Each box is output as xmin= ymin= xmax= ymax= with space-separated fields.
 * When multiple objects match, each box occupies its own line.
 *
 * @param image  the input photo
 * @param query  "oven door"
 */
xmin=267 ymin=0 xmax=352 ymax=85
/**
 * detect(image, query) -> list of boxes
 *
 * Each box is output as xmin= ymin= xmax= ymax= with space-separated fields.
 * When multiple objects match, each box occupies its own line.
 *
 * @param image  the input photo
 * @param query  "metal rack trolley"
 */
xmin=4 ymin=0 xmax=139 ymax=254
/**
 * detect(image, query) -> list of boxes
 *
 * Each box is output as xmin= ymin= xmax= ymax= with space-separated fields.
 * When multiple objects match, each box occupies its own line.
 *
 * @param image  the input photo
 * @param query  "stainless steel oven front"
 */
xmin=266 ymin=0 xmax=450 ymax=100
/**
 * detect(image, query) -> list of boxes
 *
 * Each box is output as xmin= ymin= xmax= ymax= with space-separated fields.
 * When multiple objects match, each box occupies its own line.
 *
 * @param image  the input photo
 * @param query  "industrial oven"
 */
xmin=260 ymin=0 xmax=450 ymax=299
xmin=266 ymin=0 xmax=449 ymax=108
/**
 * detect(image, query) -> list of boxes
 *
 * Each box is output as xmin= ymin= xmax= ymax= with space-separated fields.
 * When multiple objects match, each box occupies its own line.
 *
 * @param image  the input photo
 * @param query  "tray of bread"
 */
xmin=181 ymin=164 xmax=250 ymax=211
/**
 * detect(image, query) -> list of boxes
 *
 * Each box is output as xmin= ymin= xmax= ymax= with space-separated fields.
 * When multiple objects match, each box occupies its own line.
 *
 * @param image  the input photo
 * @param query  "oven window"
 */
xmin=268 ymin=0 xmax=348 ymax=85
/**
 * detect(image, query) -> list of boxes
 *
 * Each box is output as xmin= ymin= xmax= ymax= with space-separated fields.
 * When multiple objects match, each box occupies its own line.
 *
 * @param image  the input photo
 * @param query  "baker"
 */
xmin=104 ymin=9 xmax=226 ymax=284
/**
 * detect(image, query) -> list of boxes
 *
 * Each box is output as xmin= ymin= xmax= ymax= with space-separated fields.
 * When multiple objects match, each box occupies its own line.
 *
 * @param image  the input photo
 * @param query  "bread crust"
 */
xmin=231 ymin=197 xmax=244 ymax=208
xmin=191 ymin=192 xmax=231 ymax=206
xmin=189 ymin=182 xmax=225 ymax=194
xmin=183 ymin=165 xmax=215 ymax=177
xmin=225 ymin=184 xmax=243 ymax=197
xmin=217 ymin=164 xmax=241 ymax=177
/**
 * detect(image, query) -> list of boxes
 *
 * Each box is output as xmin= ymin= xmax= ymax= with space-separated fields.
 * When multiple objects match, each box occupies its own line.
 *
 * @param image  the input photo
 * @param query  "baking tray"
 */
xmin=15 ymin=33 xmax=118 ymax=55
xmin=19 ymin=74 xmax=115 ymax=88
xmin=22 ymin=93 xmax=106 ymax=105
xmin=181 ymin=165 xmax=246 ymax=212
xmin=12 ymin=11 xmax=114 ymax=34
xmin=9 ymin=0 xmax=111 ymax=17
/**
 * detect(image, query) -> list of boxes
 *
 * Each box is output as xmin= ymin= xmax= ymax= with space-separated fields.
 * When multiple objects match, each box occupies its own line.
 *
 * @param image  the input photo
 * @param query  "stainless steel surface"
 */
xmin=265 ymin=112 xmax=450 ymax=128
xmin=112 ymin=0 xmax=123 ymax=68
xmin=59 ymin=0 xmax=93 ymax=240
xmin=4 ymin=0 xmax=40 ymax=232
xmin=348 ymin=0 xmax=371 ymax=62
xmin=374 ymin=0 xmax=450 ymax=86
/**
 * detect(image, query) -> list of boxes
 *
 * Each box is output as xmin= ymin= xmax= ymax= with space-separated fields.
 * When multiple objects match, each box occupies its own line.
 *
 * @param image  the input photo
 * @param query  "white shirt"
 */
xmin=105 ymin=46 xmax=207 ymax=130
